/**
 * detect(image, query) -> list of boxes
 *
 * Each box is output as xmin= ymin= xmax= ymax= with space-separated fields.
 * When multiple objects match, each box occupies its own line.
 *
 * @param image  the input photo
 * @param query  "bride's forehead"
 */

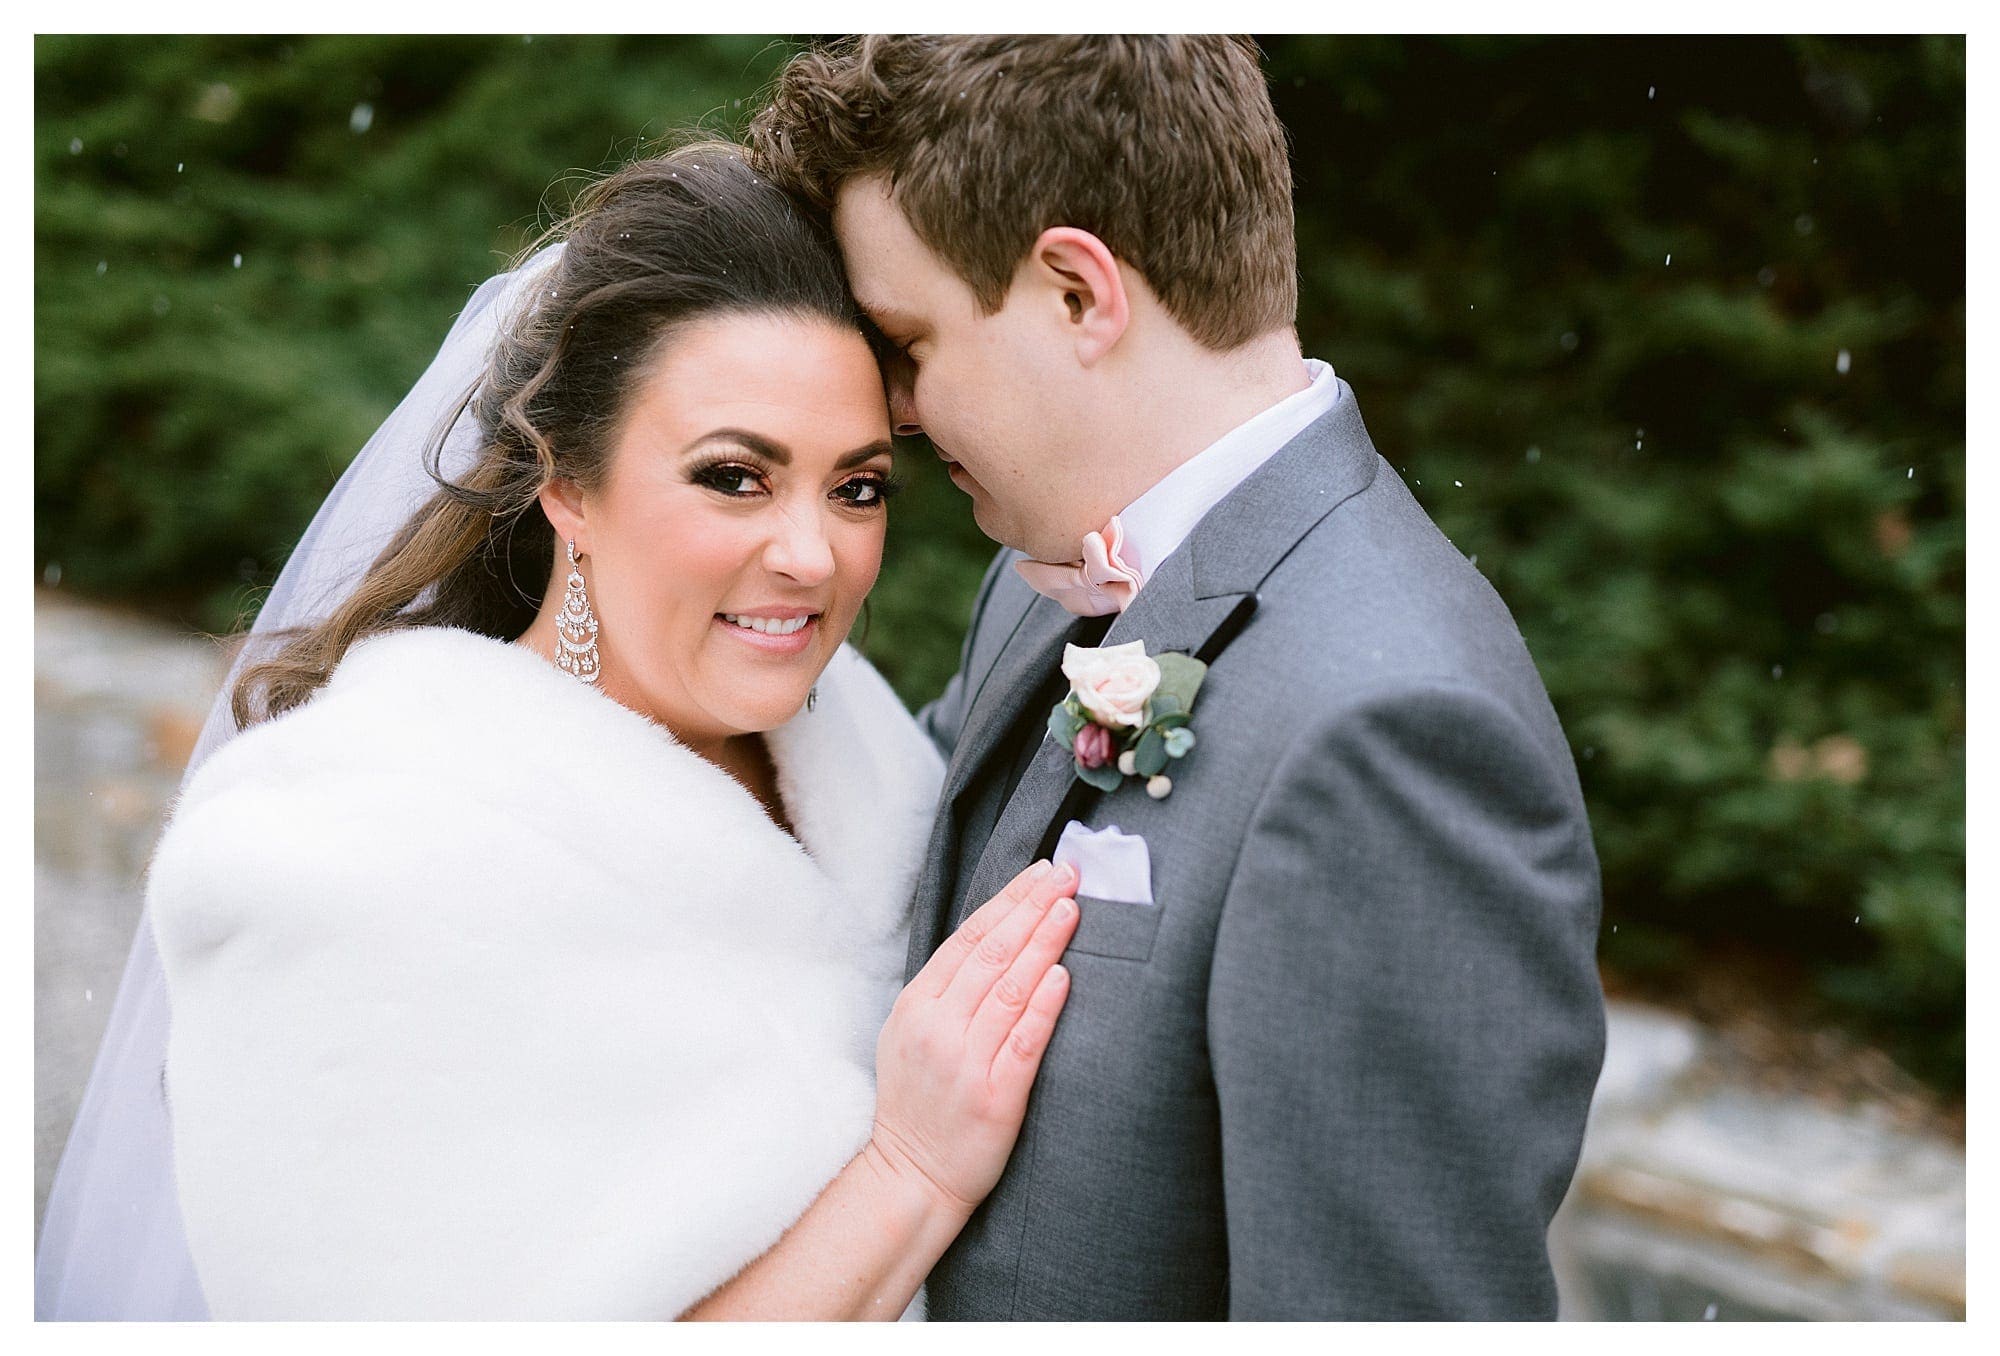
xmin=611 ymin=327 xmax=889 ymax=453
xmin=643 ymin=312 xmax=876 ymax=382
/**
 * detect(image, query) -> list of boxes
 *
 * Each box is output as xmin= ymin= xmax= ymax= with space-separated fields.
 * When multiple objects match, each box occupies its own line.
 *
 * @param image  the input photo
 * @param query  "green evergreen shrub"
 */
xmin=1269 ymin=35 xmax=1963 ymax=1085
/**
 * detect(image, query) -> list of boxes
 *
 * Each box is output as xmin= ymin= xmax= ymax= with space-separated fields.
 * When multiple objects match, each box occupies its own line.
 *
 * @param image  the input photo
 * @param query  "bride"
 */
xmin=44 ymin=140 xmax=1081 ymax=1320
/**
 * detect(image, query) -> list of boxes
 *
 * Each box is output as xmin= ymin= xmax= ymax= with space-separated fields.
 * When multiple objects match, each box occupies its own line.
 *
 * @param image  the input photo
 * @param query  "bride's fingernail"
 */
xmin=1051 ymin=862 xmax=1077 ymax=889
xmin=1027 ymin=860 xmax=1053 ymax=882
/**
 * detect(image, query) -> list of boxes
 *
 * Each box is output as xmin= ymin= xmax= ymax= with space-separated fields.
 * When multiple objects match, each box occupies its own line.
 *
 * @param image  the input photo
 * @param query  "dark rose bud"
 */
xmin=1074 ymin=722 xmax=1116 ymax=770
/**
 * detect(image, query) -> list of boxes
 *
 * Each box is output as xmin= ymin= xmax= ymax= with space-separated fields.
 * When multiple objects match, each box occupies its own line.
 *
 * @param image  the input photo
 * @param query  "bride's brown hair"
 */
xmin=230 ymin=140 xmax=863 ymax=729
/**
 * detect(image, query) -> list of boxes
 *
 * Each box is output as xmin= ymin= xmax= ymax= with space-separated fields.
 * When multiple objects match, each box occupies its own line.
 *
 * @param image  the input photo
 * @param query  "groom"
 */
xmin=748 ymin=36 xmax=1605 ymax=1320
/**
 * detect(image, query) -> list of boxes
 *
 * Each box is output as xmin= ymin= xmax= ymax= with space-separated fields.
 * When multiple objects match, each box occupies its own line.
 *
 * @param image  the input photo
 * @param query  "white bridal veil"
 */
xmin=35 ymin=246 xmax=563 ymax=1319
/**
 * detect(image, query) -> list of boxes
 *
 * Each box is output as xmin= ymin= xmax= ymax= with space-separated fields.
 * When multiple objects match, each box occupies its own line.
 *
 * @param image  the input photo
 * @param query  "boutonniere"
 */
xmin=1046 ymin=640 xmax=1206 ymax=798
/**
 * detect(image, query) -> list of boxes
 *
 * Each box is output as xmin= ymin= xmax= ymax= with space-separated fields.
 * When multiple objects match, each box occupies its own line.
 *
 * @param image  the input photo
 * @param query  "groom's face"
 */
xmin=833 ymin=176 xmax=1090 ymax=561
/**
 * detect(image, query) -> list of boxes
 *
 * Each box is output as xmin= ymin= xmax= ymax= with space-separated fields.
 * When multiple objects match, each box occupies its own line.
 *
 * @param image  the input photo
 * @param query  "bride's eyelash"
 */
xmin=689 ymin=455 xmax=903 ymax=508
xmin=688 ymin=455 xmax=767 ymax=497
xmin=835 ymin=471 xmax=905 ymax=509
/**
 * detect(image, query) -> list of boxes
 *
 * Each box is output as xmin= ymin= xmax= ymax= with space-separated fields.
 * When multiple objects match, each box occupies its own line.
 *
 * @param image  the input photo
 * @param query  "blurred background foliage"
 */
xmin=35 ymin=36 xmax=1963 ymax=1088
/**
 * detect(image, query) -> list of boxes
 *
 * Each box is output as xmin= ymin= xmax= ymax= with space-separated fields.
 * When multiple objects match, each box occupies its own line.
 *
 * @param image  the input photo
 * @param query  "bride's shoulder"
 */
xmin=148 ymin=627 xmax=569 ymax=954
xmin=175 ymin=627 xmax=551 ymax=810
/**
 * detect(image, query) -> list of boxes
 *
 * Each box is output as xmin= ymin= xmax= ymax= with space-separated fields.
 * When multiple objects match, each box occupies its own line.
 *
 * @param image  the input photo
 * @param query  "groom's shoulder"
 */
xmin=1238 ymin=459 xmax=1559 ymax=733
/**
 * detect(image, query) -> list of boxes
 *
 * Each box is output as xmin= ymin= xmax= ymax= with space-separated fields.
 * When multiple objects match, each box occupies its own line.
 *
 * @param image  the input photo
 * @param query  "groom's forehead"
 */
xmin=833 ymin=175 xmax=957 ymax=302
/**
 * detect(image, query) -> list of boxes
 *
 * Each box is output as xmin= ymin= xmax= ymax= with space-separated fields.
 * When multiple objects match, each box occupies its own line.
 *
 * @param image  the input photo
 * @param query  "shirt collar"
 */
xmin=1115 ymin=357 xmax=1340 ymax=578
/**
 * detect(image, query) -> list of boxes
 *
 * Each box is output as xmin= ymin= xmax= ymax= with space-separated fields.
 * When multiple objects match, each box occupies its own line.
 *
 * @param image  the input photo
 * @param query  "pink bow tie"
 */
xmin=1013 ymin=515 xmax=1144 ymax=616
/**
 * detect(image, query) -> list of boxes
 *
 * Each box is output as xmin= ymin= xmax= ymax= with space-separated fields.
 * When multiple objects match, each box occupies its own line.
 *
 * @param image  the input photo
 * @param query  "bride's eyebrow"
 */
xmin=685 ymin=429 xmax=896 ymax=471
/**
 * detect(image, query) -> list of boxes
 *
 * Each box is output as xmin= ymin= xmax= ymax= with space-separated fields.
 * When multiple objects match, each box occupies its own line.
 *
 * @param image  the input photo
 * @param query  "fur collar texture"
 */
xmin=149 ymin=627 xmax=942 ymax=1318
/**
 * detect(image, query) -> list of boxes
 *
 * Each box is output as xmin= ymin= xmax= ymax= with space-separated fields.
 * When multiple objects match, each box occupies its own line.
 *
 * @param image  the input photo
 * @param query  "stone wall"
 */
xmin=1550 ymin=1005 xmax=1964 ymax=1319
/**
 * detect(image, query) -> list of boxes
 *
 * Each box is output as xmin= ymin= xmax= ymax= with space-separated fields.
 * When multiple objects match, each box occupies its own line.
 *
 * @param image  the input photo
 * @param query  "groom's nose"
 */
xmin=883 ymin=353 xmax=924 ymax=437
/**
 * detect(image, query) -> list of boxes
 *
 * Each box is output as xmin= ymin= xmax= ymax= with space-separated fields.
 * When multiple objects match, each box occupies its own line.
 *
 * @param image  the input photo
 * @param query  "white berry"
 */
xmin=1146 ymin=774 xmax=1173 ymax=799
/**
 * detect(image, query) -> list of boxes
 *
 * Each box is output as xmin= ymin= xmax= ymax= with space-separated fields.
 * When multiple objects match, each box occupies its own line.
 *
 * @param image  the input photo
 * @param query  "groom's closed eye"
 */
xmin=873 ymin=326 xmax=918 ymax=360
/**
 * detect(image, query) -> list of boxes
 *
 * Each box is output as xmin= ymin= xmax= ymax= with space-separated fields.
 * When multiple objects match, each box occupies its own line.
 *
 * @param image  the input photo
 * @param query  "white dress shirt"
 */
xmin=1114 ymin=357 xmax=1340 ymax=581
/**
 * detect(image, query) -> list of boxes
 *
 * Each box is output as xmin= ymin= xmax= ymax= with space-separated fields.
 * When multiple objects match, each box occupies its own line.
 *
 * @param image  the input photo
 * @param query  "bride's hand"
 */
xmin=867 ymin=859 xmax=1081 ymax=1219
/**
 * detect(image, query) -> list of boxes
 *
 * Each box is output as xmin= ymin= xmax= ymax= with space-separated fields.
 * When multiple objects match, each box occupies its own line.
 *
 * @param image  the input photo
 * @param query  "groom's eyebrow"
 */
xmin=689 ymin=429 xmax=896 ymax=470
xmin=857 ymin=300 xmax=920 ymax=336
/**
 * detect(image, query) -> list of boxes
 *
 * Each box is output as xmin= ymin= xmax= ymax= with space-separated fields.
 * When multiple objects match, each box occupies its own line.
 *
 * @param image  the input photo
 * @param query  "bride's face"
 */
xmin=547 ymin=311 xmax=894 ymax=749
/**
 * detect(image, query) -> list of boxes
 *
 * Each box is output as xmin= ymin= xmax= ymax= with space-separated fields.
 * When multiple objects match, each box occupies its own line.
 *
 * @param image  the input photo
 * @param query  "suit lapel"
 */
xmin=957 ymin=548 xmax=1256 ymax=918
xmin=942 ymin=591 xmax=1078 ymax=813
xmin=906 ymin=588 xmax=1080 ymax=971
xmin=953 ymin=383 xmax=1386 ymax=918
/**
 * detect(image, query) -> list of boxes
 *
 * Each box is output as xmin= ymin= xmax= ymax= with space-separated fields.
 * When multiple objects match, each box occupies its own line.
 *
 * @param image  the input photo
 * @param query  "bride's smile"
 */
xmin=716 ymin=609 xmax=819 ymax=652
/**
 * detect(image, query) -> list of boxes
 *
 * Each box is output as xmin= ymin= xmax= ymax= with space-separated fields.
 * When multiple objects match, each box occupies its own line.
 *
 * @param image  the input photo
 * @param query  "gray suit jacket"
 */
xmin=910 ymin=381 xmax=1605 ymax=1319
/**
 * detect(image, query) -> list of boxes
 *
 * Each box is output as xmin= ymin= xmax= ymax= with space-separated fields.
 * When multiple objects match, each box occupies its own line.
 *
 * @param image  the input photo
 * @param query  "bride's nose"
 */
xmin=762 ymin=508 xmax=837 ymax=586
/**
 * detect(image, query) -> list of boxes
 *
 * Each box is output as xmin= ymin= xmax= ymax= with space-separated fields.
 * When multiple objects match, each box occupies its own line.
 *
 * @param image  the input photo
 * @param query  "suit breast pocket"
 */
xmin=1063 ymin=893 xmax=1162 ymax=962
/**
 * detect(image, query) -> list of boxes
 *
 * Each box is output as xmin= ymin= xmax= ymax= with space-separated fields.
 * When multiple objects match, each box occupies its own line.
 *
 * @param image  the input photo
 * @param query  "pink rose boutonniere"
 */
xmin=1048 ymin=640 xmax=1206 ymax=798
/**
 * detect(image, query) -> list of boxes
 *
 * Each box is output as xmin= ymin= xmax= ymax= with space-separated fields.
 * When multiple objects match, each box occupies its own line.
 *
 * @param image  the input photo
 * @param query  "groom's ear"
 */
xmin=1025 ymin=227 xmax=1129 ymax=367
xmin=538 ymin=479 xmax=589 ymax=557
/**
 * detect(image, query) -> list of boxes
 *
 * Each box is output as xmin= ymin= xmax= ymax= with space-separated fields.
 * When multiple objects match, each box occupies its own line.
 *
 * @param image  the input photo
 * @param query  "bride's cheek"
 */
xmin=847 ymin=514 xmax=889 ymax=582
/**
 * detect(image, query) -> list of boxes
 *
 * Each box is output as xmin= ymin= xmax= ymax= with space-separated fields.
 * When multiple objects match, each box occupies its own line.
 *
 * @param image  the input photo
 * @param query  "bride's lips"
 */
xmin=714 ymin=609 xmax=820 ymax=656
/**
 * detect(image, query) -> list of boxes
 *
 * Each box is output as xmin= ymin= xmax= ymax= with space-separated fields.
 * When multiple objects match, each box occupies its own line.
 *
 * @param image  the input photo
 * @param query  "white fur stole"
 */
xmin=149 ymin=628 xmax=942 ymax=1319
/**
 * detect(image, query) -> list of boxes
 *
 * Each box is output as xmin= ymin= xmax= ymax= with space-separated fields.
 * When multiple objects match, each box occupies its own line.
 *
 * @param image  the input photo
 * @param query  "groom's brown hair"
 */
xmin=745 ymin=35 xmax=1297 ymax=351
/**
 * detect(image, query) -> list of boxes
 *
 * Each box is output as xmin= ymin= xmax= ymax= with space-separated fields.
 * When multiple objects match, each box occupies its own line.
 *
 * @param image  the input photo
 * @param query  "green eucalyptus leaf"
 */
xmin=1048 ymin=703 xmax=1084 ymax=750
xmin=1163 ymin=726 xmax=1197 ymax=758
xmin=1135 ymin=726 xmax=1170 ymax=777
xmin=1151 ymin=652 xmax=1209 ymax=714
xmin=1075 ymin=760 xmax=1124 ymax=792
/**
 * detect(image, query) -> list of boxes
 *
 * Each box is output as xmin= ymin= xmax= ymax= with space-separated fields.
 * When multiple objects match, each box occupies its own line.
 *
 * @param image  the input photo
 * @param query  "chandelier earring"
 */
xmin=555 ymin=538 xmax=601 ymax=685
